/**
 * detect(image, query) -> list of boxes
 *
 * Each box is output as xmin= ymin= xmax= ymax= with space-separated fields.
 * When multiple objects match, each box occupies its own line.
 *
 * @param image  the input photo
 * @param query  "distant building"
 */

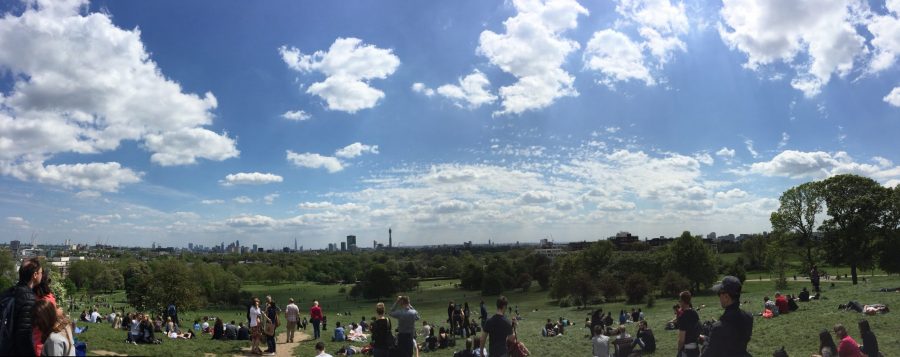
xmin=346 ymin=235 xmax=357 ymax=251
xmin=707 ymin=232 xmax=716 ymax=240
xmin=609 ymin=231 xmax=639 ymax=248
xmin=534 ymin=248 xmax=567 ymax=259
xmin=340 ymin=242 xmax=346 ymax=251
xmin=10 ymin=240 xmax=20 ymax=255
xmin=48 ymin=256 xmax=86 ymax=278
xmin=252 ymin=244 xmax=258 ymax=252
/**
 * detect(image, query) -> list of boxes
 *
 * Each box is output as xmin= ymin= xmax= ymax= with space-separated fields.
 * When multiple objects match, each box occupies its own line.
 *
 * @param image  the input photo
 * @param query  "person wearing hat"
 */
xmin=701 ymin=276 xmax=753 ymax=357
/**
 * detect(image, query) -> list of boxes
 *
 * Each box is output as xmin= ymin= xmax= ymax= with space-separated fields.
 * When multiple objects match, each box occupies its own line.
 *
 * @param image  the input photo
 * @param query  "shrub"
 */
xmin=659 ymin=271 xmax=690 ymax=298
xmin=597 ymin=273 xmax=622 ymax=301
xmin=624 ymin=273 xmax=650 ymax=304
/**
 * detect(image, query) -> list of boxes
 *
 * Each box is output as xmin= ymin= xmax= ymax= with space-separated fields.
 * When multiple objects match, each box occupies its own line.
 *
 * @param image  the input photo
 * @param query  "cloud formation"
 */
xmin=435 ymin=70 xmax=497 ymax=109
xmin=281 ymin=110 xmax=311 ymax=121
xmin=477 ymin=0 xmax=588 ymax=115
xmin=279 ymin=37 xmax=400 ymax=113
xmin=222 ymin=172 xmax=284 ymax=186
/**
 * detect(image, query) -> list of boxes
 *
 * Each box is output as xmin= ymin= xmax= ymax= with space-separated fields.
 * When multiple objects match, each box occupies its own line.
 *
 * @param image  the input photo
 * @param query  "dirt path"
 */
xmin=236 ymin=329 xmax=312 ymax=357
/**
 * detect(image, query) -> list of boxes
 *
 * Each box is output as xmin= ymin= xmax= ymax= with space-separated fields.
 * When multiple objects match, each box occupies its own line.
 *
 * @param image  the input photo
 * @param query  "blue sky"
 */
xmin=1 ymin=0 xmax=899 ymax=249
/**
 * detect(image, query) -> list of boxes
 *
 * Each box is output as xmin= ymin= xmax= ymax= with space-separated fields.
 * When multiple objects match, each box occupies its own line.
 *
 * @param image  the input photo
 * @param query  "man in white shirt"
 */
xmin=90 ymin=309 xmax=101 ymax=323
xmin=592 ymin=325 xmax=610 ymax=357
xmin=285 ymin=298 xmax=300 ymax=343
xmin=315 ymin=341 xmax=333 ymax=357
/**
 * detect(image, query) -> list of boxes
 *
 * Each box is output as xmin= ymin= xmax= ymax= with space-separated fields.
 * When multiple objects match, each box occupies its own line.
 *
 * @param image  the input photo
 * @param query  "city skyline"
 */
xmin=2 ymin=0 xmax=900 ymax=249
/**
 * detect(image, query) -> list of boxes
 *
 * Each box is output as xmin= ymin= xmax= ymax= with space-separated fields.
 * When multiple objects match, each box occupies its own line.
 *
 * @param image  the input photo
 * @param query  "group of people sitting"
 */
xmin=811 ymin=320 xmax=880 ymax=357
xmin=761 ymin=292 xmax=800 ymax=317
xmin=542 ymin=318 xmax=567 ymax=337
xmin=591 ymin=320 xmax=656 ymax=357
xmin=331 ymin=321 xmax=369 ymax=343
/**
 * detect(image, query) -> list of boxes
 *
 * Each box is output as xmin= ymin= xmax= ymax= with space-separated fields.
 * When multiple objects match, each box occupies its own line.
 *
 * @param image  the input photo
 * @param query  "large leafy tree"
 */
xmin=878 ymin=185 xmax=900 ymax=274
xmin=770 ymin=181 xmax=824 ymax=268
xmin=667 ymin=231 xmax=717 ymax=292
xmin=819 ymin=174 xmax=889 ymax=284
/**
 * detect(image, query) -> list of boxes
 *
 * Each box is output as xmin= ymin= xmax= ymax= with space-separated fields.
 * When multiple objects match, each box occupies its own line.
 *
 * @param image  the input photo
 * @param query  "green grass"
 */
xmin=74 ymin=276 xmax=900 ymax=356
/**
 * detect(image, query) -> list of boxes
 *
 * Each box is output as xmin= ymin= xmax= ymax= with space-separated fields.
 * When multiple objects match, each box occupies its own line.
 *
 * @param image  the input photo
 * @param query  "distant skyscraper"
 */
xmin=252 ymin=244 xmax=258 ymax=252
xmin=346 ymin=235 xmax=357 ymax=251
xmin=10 ymin=240 xmax=20 ymax=254
xmin=294 ymin=238 xmax=298 ymax=251
xmin=340 ymin=242 xmax=346 ymax=251
xmin=188 ymin=243 xmax=194 ymax=250
xmin=389 ymin=228 xmax=392 ymax=248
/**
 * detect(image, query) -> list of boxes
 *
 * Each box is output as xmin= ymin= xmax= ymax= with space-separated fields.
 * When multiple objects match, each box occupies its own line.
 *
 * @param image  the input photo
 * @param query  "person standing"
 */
xmin=167 ymin=302 xmax=179 ymax=330
xmin=676 ymin=291 xmax=700 ymax=357
xmin=811 ymin=265 xmax=821 ymax=293
xmin=249 ymin=297 xmax=264 ymax=355
xmin=371 ymin=302 xmax=393 ymax=357
xmin=479 ymin=296 xmax=512 ymax=357
xmin=389 ymin=296 xmax=420 ymax=357
xmin=32 ymin=267 xmax=57 ymax=356
xmin=701 ymin=276 xmax=753 ymax=357
xmin=310 ymin=301 xmax=323 ymax=340
xmin=264 ymin=296 xmax=280 ymax=355
xmin=285 ymin=298 xmax=300 ymax=343
xmin=591 ymin=325 xmax=609 ymax=357
xmin=479 ymin=301 xmax=488 ymax=328
xmin=3 ymin=258 xmax=41 ymax=356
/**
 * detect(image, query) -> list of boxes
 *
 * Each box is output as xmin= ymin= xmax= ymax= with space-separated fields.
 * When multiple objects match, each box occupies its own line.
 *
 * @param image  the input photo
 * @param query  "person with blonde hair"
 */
xmin=371 ymin=302 xmax=393 ymax=357
xmin=33 ymin=300 xmax=75 ymax=356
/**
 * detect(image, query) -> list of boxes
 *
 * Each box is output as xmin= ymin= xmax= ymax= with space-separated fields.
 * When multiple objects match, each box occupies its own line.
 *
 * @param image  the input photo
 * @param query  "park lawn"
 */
xmin=76 ymin=277 xmax=900 ymax=356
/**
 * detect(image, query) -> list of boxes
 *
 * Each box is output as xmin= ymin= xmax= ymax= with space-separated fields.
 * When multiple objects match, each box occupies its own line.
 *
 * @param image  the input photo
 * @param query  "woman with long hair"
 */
xmin=858 ymin=319 xmax=879 ymax=357
xmin=33 ymin=267 xmax=56 ymax=356
xmin=248 ymin=297 xmax=265 ymax=355
xmin=33 ymin=300 xmax=75 ymax=356
xmin=812 ymin=329 xmax=837 ymax=357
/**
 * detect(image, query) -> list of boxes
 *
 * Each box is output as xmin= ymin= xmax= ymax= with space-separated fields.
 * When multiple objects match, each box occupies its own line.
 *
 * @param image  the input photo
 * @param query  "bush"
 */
xmin=597 ymin=273 xmax=622 ymax=301
xmin=624 ymin=273 xmax=650 ymax=304
xmin=646 ymin=294 xmax=655 ymax=308
xmin=723 ymin=261 xmax=747 ymax=284
xmin=659 ymin=271 xmax=690 ymax=298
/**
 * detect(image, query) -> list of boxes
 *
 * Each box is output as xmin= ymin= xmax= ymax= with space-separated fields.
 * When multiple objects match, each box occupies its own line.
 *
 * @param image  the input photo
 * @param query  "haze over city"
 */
xmin=2 ymin=0 xmax=900 ymax=249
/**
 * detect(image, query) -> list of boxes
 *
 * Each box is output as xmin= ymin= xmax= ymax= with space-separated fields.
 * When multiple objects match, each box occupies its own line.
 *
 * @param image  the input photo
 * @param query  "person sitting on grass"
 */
xmin=763 ymin=296 xmax=779 ymax=316
xmin=202 ymin=316 xmax=211 ymax=333
xmin=833 ymin=324 xmax=863 ymax=357
xmin=34 ymin=300 xmax=76 ymax=356
xmin=438 ymin=326 xmax=450 ymax=349
xmin=127 ymin=313 xmax=141 ymax=343
xmin=799 ymin=287 xmax=811 ymax=302
xmin=453 ymin=338 xmax=476 ymax=357
xmin=315 ymin=341 xmax=334 ymax=357
xmin=212 ymin=317 xmax=224 ymax=340
xmin=612 ymin=325 xmax=634 ymax=357
xmin=543 ymin=319 xmax=556 ymax=337
xmin=592 ymin=325 xmax=610 ymax=357
xmin=775 ymin=293 xmax=790 ymax=315
xmin=423 ymin=326 xmax=438 ymax=352
xmin=237 ymin=322 xmax=250 ymax=341
xmin=631 ymin=320 xmax=656 ymax=353
xmin=811 ymin=329 xmax=837 ymax=357
xmin=858 ymin=319 xmax=879 ymax=357
xmin=332 ymin=321 xmax=346 ymax=342
xmin=225 ymin=320 xmax=238 ymax=340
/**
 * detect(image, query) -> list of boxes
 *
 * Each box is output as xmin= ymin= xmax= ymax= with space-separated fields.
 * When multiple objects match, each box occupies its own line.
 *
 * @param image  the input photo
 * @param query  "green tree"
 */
xmin=571 ymin=271 xmax=598 ymax=308
xmin=127 ymin=259 xmax=202 ymax=314
xmin=741 ymin=234 xmax=768 ymax=270
xmin=94 ymin=267 xmax=123 ymax=293
xmin=770 ymin=181 xmax=824 ymax=268
xmin=879 ymin=186 xmax=900 ymax=274
xmin=549 ymin=254 xmax=582 ymax=300
xmin=597 ymin=273 xmax=622 ymax=301
xmin=460 ymin=263 xmax=484 ymax=291
xmin=582 ymin=240 xmax=614 ymax=278
xmin=766 ymin=233 xmax=791 ymax=290
xmin=659 ymin=271 xmax=690 ymax=298
xmin=819 ymin=174 xmax=888 ymax=284
xmin=624 ymin=273 xmax=650 ymax=303
xmin=667 ymin=231 xmax=717 ymax=292
xmin=0 ymin=250 xmax=16 ymax=290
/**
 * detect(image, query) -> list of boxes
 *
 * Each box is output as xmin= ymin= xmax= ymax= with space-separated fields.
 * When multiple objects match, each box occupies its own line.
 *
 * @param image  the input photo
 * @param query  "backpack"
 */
xmin=0 ymin=287 xmax=17 ymax=354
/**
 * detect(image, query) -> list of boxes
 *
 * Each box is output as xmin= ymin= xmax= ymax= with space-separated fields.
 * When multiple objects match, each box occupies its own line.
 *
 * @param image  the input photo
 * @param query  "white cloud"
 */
xmin=518 ymin=190 xmax=554 ymax=204
xmin=6 ymin=216 xmax=28 ymax=225
xmin=744 ymin=139 xmax=759 ymax=158
xmin=222 ymin=172 xmax=284 ymax=186
xmin=615 ymin=0 xmax=689 ymax=62
xmin=281 ymin=110 xmax=311 ymax=121
xmin=411 ymin=83 xmax=435 ymax=97
xmin=747 ymin=150 xmax=893 ymax=179
xmin=477 ymin=0 xmax=588 ymax=115
xmin=777 ymin=132 xmax=790 ymax=149
xmin=716 ymin=147 xmax=736 ymax=159
xmin=0 ymin=0 xmax=237 ymax=188
xmin=435 ymin=199 xmax=474 ymax=213
xmin=74 ymin=190 xmax=101 ymax=199
xmin=694 ymin=152 xmax=714 ymax=166
xmin=201 ymin=199 xmax=224 ymax=205
xmin=334 ymin=142 xmax=379 ymax=159
xmin=715 ymin=188 xmax=749 ymax=200
xmin=718 ymin=0 xmax=866 ymax=97
xmin=873 ymin=156 xmax=894 ymax=168
xmin=225 ymin=214 xmax=276 ymax=228
xmin=78 ymin=213 xmax=121 ymax=224
xmin=885 ymin=86 xmax=900 ymax=107
xmin=263 ymin=193 xmax=279 ymax=205
xmin=279 ymin=37 xmax=400 ymax=113
xmin=233 ymin=196 xmax=253 ymax=204
xmin=286 ymin=150 xmax=344 ymax=173
xmin=867 ymin=0 xmax=900 ymax=73
xmin=583 ymin=29 xmax=655 ymax=87
xmin=298 ymin=201 xmax=336 ymax=210
xmin=0 ymin=160 xmax=141 ymax=192
xmin=435 ymin=70 xmax=497 ymax=108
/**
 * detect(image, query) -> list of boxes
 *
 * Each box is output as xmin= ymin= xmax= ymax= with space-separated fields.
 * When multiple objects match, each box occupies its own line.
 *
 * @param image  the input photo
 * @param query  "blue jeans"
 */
xmin=396 ymin=333 xmax=415 ymax=357
xmin=266 ymin=331 xmax=276 ymax=352
xmin=312 ymin=320 xmax=321 ymax=339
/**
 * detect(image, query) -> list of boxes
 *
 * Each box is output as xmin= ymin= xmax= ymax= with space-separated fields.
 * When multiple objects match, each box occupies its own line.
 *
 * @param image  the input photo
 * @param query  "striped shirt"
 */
xmin=285 ymin=303 xmax=300 ymax=322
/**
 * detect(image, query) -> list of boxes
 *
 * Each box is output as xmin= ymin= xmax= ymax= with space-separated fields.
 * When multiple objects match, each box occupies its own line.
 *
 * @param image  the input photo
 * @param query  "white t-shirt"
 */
xmin=90 ymin=311 xmax=101 ymax=323
xmin=592 ymin=334 xmax=610 ymax=357
xmin=316 ymin=352 xmax=334 ymax=357
xmin=249 ymin=306 xmax=262 ymax=327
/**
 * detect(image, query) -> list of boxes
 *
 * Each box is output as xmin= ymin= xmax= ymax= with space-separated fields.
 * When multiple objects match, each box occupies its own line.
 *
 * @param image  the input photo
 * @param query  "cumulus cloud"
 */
xmin=0 ymin=160 xmax=141 ymax=192
xmin=583 ymin=29 xmax=655 ymax=87
xmin=6 ymin=216 xmax=28 ymax=225
xmin=201 ymin=199 xmax=224 ymax=205
xmin=477 ymin=0 xmax=588 ymax=115
xmin=233 ymin=196 xmax=253 ymax=204
xmin=867 ymin=0 xmax=900 ymax=73
xmin=74 ymin=190 xmax=101 ymax=199
xmin=435 ymin=70 xmax=497 ymax=108
xmin=334 ymin=142 xmax=379 ymax=159
xmin=716 ymin=147 xmax=736 ymax=159
xmin=518 ymin=190 xmax=554 ymax=204
xmin=747 ymin=150 xmax=898 ymax=180
xmin=222 ymin=172 xmax=284 ymax=186
xmin=0 ymin=0 xmax=237 ymax=189
xmin=885 ymin=86 xmax=900 ymax=107
xmin=281 ymin=110 xmax=311 ymax=121
xmin=615 ymin=0 xmax=689 ymax=62
xmin=777 ymin=132 xmax=790 ymax=149
xmin=279 ymin=37 xmax=400 ymax=113
xmin=435 ymin=199 xmax=474 ymax=213
xmin=411 ymin=83 xmax=435 ymax=96
xmin=286 ymin=150 xmax=344 ymax=173
xmin=263 ymin=193 xmax=279 ymax=205
xmin=718 ymin=0 xmax=866 ymax=97
xmin=225 ymin=214 xmax=276 ymax=228
xmin=715 ymin=188 xmax=749 ymax=200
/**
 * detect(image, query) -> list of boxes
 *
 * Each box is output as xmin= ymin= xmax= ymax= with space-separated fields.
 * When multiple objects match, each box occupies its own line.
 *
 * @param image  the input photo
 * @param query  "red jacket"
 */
xmin=775 ymin=296 xmax=789 ymax=314
xmin=310 ymin=305 xmax=323 ymax=321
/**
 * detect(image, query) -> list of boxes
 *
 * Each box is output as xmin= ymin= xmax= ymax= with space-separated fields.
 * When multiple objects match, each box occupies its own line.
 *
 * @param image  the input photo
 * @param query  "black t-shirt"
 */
xmin=677 ymin=309 xmax=700 ymax=344
xmin=371 ymin=318 xmax=392 ymax=349
xmin=484 ymin=314 xmax=512 ymax=357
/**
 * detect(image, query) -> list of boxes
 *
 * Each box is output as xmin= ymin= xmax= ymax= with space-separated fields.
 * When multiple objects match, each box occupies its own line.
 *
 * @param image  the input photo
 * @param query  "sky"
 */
xmin=1 ymin=0 xmax=899 ymax=249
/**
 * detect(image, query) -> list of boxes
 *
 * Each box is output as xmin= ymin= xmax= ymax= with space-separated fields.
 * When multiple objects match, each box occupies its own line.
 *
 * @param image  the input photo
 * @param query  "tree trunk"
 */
xmin=806 ymin=245 xmax=814 ymax=269
xmin=851 ymin=264 xmax=858 ymax=285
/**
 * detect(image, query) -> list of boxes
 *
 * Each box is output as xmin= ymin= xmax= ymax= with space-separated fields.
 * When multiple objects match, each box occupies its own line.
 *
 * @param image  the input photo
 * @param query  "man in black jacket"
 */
xmin=701 ymin=276 xmax=753 ymax=357
xmin=12 ymin=258 xmax=42 ymax=356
